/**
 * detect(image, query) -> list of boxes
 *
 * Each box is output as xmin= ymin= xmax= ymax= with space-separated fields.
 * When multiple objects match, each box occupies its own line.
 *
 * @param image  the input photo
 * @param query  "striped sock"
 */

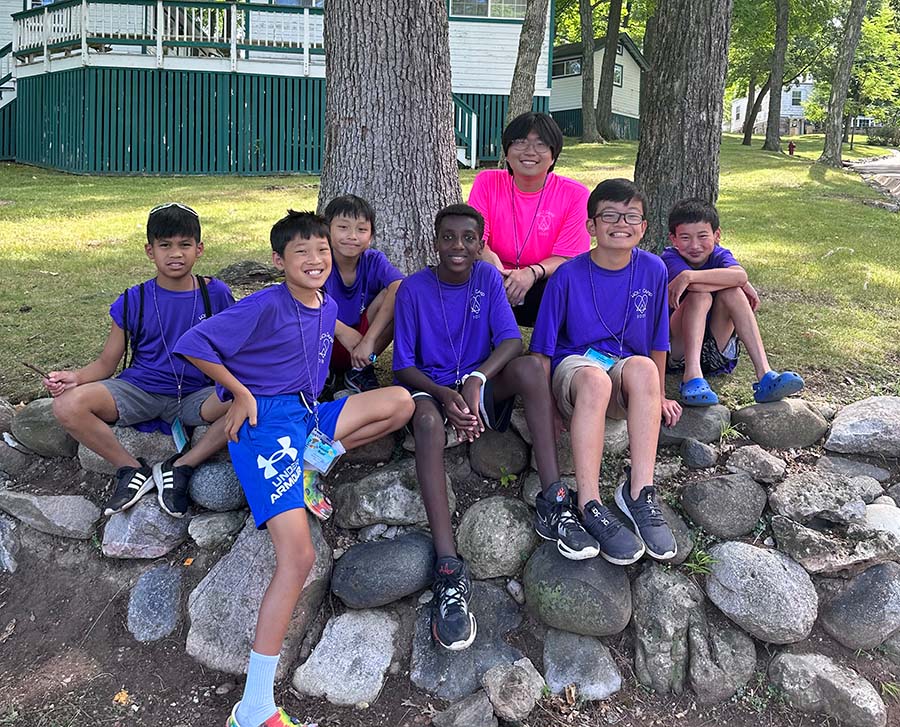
xmin=235 ymin=650 xmax=279 ymax=726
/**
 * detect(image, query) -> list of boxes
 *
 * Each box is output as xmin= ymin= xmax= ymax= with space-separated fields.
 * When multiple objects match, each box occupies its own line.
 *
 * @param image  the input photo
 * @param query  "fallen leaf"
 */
xmin=113 ymin=689 xmax=130 ymax=706
xmin=183 ymin=558 xmax=194 ymax=567
xmin=565 ymin=683 xmax=577 ymax=705
xmin=0 ymin=619 xmax=15 ymax=643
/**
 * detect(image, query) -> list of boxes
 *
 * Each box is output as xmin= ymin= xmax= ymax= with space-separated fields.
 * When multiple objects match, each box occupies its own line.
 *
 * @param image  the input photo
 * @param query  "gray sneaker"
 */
xmin=581 ymin=500 xmax=645 ymax=565
xmin=614 ymin=468 xmax=677 ymax=560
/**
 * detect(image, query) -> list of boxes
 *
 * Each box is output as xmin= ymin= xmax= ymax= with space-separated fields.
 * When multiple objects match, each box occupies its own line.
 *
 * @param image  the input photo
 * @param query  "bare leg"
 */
xmin=333 ymin=385 xmax=414 ymax=449
xmin=176 ymin=396 xmax=231 ymax=468
xmin=568 ymin=367 xmax=612 ymax=510
xmin=52 ymin=383 xmax=139 ymax=468
xmin=411 ymin=398 xmax=456 ymax=558
xmin=677 ymin=292 xmax=713 ymax=382
xmin=709 ymin=287 xmax=770 ymax=380
xmin=619 ymin=356 xmax=662 ymax=496
xmin=363 ymin=290 xmax=395 ymax=356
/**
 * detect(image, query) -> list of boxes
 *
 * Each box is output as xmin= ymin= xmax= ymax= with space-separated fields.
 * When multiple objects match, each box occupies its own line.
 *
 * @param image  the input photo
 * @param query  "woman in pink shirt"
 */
xmin=468 ymin=112 xmax=591 ymax=327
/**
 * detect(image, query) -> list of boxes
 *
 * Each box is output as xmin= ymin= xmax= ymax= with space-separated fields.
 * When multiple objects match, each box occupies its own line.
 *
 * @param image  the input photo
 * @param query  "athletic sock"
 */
xmin=235 ymin=650 xmax=279 ymax=726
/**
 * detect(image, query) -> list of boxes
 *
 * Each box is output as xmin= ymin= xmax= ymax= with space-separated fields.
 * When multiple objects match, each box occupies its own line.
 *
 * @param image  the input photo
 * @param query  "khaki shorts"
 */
xmin=552 ymin=355 xmax=629 ymax=421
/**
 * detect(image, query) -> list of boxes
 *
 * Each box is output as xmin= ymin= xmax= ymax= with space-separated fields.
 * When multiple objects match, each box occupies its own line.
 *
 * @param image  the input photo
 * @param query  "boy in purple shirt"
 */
xmin=44 ymin=203 xmax=234 ymax=519
xmin=663 ymin=198 xmax=803 ymax=406
xmin=323 ymin=195 xmax=404 ymax=393
xmin=532 ymin=178 xmax=681 ymax=565
xmin=175 ymin=211 xmax=413 ymax=727
xmin=394 ymin=204 xmax=598 ymax=653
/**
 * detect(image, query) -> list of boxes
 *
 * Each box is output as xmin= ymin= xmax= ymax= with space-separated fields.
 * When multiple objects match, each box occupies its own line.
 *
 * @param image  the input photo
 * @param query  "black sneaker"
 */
xmin=614 ymin=469 xmax=677 ymax=560
xmin=153 ymin=453 xmax=194 ymax=518
xmin=344 ymin=364 xmax=380 ymax=393
xmin=431 ymin=556 xmax=477 ymax=651
xmin=582 ymin=500 xmax=645 ymax=565
xmin=534 ymin=483 xmax=600 ymax=561
xmin=104 ymin=458 xmax=154 ymax=516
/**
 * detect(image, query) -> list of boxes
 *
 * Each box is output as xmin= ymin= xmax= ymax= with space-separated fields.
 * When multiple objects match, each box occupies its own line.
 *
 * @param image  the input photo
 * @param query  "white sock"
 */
xmin=235 ymin=650 xmax=279 ymax=725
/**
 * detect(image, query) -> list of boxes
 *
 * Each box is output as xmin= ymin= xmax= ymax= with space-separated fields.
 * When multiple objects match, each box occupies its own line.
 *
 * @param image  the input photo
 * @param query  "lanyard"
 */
xmin=435 ymin=267 xmax=474 ymax=386
xmin=151 ymin=276 xmax=198 ymax=404
xmin=510 ymin=177 xmax=548 ymax=269
xmin=290 ymin=285 xmax=324 ymax=429
xmin=587 ymin=250 xmax=636 ymax=359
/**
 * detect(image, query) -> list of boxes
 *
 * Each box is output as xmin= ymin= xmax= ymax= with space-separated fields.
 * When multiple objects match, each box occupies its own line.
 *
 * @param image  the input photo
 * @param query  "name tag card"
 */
xmin=304 ymin=428 xmax=346 ymax=475
xmin=584 ymin=347 xmax=619 ymax=371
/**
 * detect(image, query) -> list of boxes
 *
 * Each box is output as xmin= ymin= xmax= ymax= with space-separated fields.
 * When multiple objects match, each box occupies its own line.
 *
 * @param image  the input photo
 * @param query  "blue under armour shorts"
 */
xmin=228 ymin=394 xmax=347 ymax=528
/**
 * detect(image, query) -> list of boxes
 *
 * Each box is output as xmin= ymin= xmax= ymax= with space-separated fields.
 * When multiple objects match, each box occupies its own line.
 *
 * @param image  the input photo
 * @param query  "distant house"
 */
xmin=727 ymin=77 xmax=817 ymax=135
xmin=548 ymin=32 xmax=647 ymax=141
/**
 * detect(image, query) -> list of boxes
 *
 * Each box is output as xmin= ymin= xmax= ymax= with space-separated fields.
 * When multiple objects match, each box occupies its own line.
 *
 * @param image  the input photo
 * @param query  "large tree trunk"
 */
xmin=762 ymin=0 xmax=789 ymax=152
xmin=819 ymin=0 xmax=867 ymax=167
xmin=595 ymin=0 xmax=624 ymax=140
xmin=741 ymin=73 xmax=756 ymax=142
xmin=579 ymin=0 xmax=602 ymax=142
xmin=319 ymin=0 xmax=460 ymax=275
xmin=742 ymin=76 xmax=770 ymax=146
xmin=634 ymin=0 xmax=733 ymax=252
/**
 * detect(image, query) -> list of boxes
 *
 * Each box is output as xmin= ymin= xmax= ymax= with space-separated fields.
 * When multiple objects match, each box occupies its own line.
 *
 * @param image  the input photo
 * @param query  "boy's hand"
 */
xmin=438 ymin=387 xmax=480 ymax=442
xmin=460 ymin=377 xmax=485 ymax=439
xmin=742 ymin=282 xmax=760 ymax=312
xmin=225 ymin=391 xmax=257 ymax=443
xmin=668 ymin=273 xmax=692 ymax=310
xmin=44 ymin=371 xmax=78 ymax=397
xmin=661 ymin=397 xmax=683 ymax=428
xmin=503 ymin=268 xmax=535 ymax=307
xmin=350 ymin=338 xmax=376 ymax=370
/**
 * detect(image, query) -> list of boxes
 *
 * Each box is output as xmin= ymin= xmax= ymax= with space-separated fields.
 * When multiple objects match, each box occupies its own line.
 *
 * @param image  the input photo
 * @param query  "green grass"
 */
xmin=0 ymin=133 xmax=897 ymax=405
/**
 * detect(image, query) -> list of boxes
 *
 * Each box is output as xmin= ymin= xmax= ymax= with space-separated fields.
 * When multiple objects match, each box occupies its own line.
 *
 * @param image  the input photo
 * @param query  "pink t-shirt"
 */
xmin=467 ymin=169 xmax=591 ymax=269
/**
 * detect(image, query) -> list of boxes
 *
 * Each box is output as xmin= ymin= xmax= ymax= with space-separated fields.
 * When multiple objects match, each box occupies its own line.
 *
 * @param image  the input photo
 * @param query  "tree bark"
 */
xmin=819 ymin=0 xmax=867 ymax=167
xmin=762 ymin=0 xmax=789 ymax=152
xmin=742 ymin=76 xmax=770 ymax=146
xmin=633 ymin=0 xmax=733 ymax=252
xmin=741 ymin=73 xmax=756 ymax=141
xmin=579 ymin=0 xmax=602 ymax=142
xmin=319 ymin=0 xmax=460 ymax=275
xmin=595 ymin=0 xmax=624 ymax=140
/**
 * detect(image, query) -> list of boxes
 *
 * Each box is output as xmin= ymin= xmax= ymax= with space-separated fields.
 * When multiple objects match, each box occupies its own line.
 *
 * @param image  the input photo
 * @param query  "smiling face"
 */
xmin=669 ymin=221 xmax=719 ymax=267
xmin=434 ymin=215 xmax=484 ymax=283
xmin=329 ymin=213 xmax=374 ymax=262
xmin=273 ymin=234 xmax=332 ymax=295
xmin=506 ymin=130 xmax=555 ymax=184
xmin=587 ymin=198 xmax=648 ymax=254
xmin=146 ymin=235 xmax=202 ymax=287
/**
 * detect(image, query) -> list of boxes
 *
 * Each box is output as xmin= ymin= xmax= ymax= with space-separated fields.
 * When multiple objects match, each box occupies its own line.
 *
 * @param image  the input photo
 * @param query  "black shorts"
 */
xmin=668 ymin=331 xmax=741 ymax=376
xmin=512 ymin=278 xmax=547 ymax=328
xmin=410 ymin=377 xmax=515 ymax=433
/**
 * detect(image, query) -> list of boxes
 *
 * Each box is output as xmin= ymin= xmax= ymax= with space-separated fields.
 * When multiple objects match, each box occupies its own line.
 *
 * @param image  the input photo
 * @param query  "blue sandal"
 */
xmin=679 ymin=377 xmax=719 ymax=406
xmin=753 ymin=370 xmax=805 ymax=403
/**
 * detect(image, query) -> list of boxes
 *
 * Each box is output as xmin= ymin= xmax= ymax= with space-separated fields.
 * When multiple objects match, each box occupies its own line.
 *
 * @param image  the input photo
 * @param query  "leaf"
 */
xmin=183 ymin=557 xmax=194 ymax=567
xmin=112 ymin=689 xmax=131 ymax=706
xmin=0 ymin=619 xmax=15 ymax=643
xmin=565 ymin=683 xmax=577 ymax=705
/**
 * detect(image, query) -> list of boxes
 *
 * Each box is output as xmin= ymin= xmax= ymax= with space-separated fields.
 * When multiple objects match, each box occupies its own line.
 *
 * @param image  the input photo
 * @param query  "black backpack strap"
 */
xmin=121 ymin=287 xmax=130 ymax=372
xmin=197 ymin=275 xmax=213 ymax=319
xmin=131 ymin=283 xmax=145 ymax=368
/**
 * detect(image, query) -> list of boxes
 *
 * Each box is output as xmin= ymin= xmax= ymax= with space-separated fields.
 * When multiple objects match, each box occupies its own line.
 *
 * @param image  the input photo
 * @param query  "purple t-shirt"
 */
xmin=174 ymin=283 xmax=337 ymax=400
xmin=325 ymin=249 xmax=404 ymax=327
xmin=661 ymin=245 xmax=740 ymax=281
xmin=531 ymin=250 xmax=670 ymax=372
xmin=393 ymin=261 xmax=522 ymax=387
xmin=110 ymin=277 xmax=234 ymax=396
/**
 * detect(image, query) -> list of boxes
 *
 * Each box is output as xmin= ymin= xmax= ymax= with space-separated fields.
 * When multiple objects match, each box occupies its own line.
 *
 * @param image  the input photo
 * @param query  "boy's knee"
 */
xmin=413 ymin=404 xmax=444 ymax=438
xmin=717 ymin=286 xmax=749 ymax=308
xmin=684 ymin=291 xmax=713 ymax=308
xmin=278 ymin=541 xmax=316 ymax=579
xmin=572 ymin=367 xmax=612 ymax=403
xmin=52 ymin=389 xmax=84 ymax=424
xmin=622 ymin=356 xmax=660 ymax=390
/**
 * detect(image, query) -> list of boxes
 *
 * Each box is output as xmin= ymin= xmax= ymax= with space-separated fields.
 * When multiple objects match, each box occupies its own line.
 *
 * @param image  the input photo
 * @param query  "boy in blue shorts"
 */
xmin=323 ymin=194 xmax=404 ymax=393
xmin=44 ymin=203 xmax=234 ymax=518
xmin=175 ymin=210 xmax=413 ymax=727
xmin=532 ymin=179 xmax=681 ymax=565
xmin=663 ymin=198 xmax=804 ymax=406
xmin=394 ymin=203 xmax=598 ymax=653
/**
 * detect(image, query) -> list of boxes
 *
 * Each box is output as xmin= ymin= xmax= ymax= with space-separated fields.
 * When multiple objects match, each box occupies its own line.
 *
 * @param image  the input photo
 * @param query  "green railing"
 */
xmin=452 ymin=93 xmax=478 ymax=168
xmin=0 ymin=43 xmax=12 ymax=88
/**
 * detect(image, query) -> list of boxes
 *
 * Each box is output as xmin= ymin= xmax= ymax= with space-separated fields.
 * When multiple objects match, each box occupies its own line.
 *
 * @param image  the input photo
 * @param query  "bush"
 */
xmin=867 ymin=125 xmax=900 ymax=146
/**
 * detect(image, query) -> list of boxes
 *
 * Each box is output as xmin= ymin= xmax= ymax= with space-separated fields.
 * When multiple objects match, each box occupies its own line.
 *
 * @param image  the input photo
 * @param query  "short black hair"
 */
xmin=434 ymin=203 xmax=485 ymax=241
xmin=501 ymin=112 xmax=564 ymax=173
xmin=587 ymin=178 xmax=648 ymax=219
xmin=323 ymin=194 xmax=377 ymax=236
xmin=270 ymin=210 xmax=330 ymax=256
xmin=668 ymin=198 xmax=720 ymax=234
xmin=146 ymin=203 xmax=201 ymax=245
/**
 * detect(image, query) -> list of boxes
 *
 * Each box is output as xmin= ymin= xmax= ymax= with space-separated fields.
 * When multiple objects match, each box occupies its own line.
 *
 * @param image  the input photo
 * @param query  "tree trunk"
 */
xmin=742 ymin=76 xmax=770 ymax=146
xmin=819 ymin=0 xmax=867 ymax=167
xmin=498 ymin=0 xmax=551 ymax=167
xmin=634 ymin=0 xmax=733 ymax=252
xmin=741 ymin=73 xmax=756 ymax=142
xmin=842 ymin=115 xmax=851 ymax=143
xmin=595 ymin=0 xmax=624 ymax=140
xmin=579 ymin=0 xmax=602 ymax=142
xmin=762 ymin=0 xmax=789 ymax=152
xmin=319 ymin=0 xmax=460 ymax=275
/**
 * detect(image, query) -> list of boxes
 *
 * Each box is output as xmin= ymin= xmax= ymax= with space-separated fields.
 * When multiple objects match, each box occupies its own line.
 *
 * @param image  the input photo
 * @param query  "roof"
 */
xmin=553 ymin=31 xmax=649 ymax=72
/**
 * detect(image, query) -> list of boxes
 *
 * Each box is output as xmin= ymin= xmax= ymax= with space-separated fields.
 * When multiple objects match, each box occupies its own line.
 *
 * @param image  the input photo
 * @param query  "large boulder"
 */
xmin=659 ymin=405 xmax=730 ymax=446
xmin=342 ymin=433 xmax=395 ymax=466
xmin=542 ymin=628 xmax=622 ymax=701
xmin=0 ymin=440 xmax=36 ymax=479
xmin=11 ymin=398 xmax=77 ymax=458
xmin=188 ymin=511 xmax=246 ymax=549
xmin=457 ymin=496 xmax=538 ymax=579
xmin=725 ymin=444 xmax=786 ymax=483
xmin=769 ymin=471 xmax=883 ymax=526
xmin=680 ymin=473 xmax=767 ymax=539
xmin=482 ymin=658 xmax=545 ymax=723
xmin=659 ymin=502 xmax=693 ymax=566
xmin=819 ymin=562 xmax=900 ymax=650
xmin=188 ymin=460 xmax=247 ymax=512
xmin=817 ymin=455 xmax=891 ymax=483
xmin=732 ymin=399 xmax=828 ymax=449
xmin=826 ymin=396 xmax=900 ymax=458
xmin=687 ymin=617 xmax=756 ymax=704
xmin=101 ymin=496 xmax=189 ymax=558
xmin=679 ymin=438 xmax=718 ymax=469
xmin=78 ymin=427 xmax=173 ymax=475
xmin=0 ymin=398 xmax=16 ymax=434
xmin=127 ymin=564 xmax=183 ymax=642
xmin=863 ymin=503 xmax=900 ymax=541
xmin=469 ymin=429 xmax=529 ymax=480
xmin=0 ymin=489 xmax=100 ymax=539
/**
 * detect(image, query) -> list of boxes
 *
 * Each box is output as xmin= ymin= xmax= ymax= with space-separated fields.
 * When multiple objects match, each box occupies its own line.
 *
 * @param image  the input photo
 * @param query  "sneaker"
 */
xmin=581 ymin=500 xmax=645 ymax=565
xmin=226 ymin=703 xmax=314 ymax=727
xmin=614 ymin=469 xmax=677 ymax=560
xmin=344 ymin=364 xmax=380 ymax=393
xmin=104 ymin=458 xmax=154 ymax=516
xmin=303 ymin=469 xmax=333 ymax=521
xmin=534 ymin=484 xmax=600 ymax=560
xmin=431 ymin=556 xmax=477 ymax=651
xmin=153 ymin=453 xmax=194 ymax=518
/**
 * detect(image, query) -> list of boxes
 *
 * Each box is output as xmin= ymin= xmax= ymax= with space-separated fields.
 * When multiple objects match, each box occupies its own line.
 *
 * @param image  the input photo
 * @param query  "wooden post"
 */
xmin=230 ymin=2 xmax=237 ymax=72
xmin=81 ymin=0 xmax=88 ymax=65
xmin=156 ymin=0 xmax=164 ymax=67
xmin=43 ymin=5 xmax=49 ymax=72
xmin=303 ymin=8 xmax=309 ymax=76
xmin=470 ymin=112 xmax=478 ymax=169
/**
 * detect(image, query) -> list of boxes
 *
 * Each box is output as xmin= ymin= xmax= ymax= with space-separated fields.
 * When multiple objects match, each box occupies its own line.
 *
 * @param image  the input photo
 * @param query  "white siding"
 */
xmin=1 ymin=0 xmax=19 ymax=50
xmin=548 ymin=45 xmax=641 ymax=118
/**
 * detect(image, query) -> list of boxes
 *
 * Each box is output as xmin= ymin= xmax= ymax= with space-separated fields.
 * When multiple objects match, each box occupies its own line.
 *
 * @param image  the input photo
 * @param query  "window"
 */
xmin=616 ymin=41 xmax=623 ymax=55
xmin=551 ymin=58 xmax=582 ymax=78
xmin=736 ymin=108 xmax=741 ymax=121
xmin=449 ymin=0 xmax=526 ymax=19
xmin=791 ymin=90 xmax=801 ymax=106
xmin=614 ymin=63 xmax=623 ymax=87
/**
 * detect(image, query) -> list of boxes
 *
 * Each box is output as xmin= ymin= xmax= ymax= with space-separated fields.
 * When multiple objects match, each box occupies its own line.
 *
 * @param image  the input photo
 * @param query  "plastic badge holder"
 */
xmin=304 ymin=427 xmax=346 ymax=476
xmin=584 ymin=347 xmax=619 ymax=372
xmin=171 ymin=417 xmax=190 ymax=453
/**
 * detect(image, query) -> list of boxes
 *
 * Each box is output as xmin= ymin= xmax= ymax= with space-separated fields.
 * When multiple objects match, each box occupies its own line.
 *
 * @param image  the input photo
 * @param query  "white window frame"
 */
xmin=448 ymin=0 xmax=526 ymax=20
xmin=551 ymin=58 xmax=582 ymax=78
xmin=614 ymin=63 xmax=623 ymax=87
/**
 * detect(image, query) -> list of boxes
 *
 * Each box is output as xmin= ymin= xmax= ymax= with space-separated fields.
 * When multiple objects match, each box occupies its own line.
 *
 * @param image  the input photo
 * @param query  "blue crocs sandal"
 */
xmin=679 ymin=377 xmax=719 ymax=406
xmin=753 ymin=370 xmax=805 ymax=403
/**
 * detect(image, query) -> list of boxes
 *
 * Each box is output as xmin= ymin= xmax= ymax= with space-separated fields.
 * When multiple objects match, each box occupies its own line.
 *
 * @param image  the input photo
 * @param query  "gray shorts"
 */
xmin=101 ymin=378 xmax=215 ymax=427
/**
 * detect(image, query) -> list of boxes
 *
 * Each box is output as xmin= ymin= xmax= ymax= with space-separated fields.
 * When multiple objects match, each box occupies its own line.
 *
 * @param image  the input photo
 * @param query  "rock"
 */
xmin=188 ymin=511 xmax=245 ymax=549
xmin=402 ymin=424 xmax=464 ymax=451
xmin=687 ymin=618 xmax=756 ymax=704
xmin=817 ymin=455 xmax=891 ymax=483
xmin=0 ymin=398 xmax=16 ymax=433
xmin=771 ymin=472 xmax=884 ymax=526
xmin=659 ymin=405 xmax=730 ymax=446
xmin=520 ymin=473 xmax=577 ymax=508
xmin=0 ymin=490 xmax=100 ymax=539
xmin=332 ymin=531 xmax=435 ymax=609
xmin=469 ymin=429 xmax=528 ymax=480
xmin=888 ymin=483 xmax=900 ymax=505
xmin=343 ymin=434 xmax=395 ymax=466
xmin=863 ymin=503 xmax=900 ymax=541
xmin=0 ymin=514 xmax=20 ymax=573
xmin=215 ymin=260 xmax=280 ymax=285
xmin=102 ymin=496 xmax=189 ymax=558
xmin=410 ymin=581 xmax=523 ymax=701
xmin=432 ymin=691 xmax=497 ymax=727
xmin=482 ymin=658 xmax=545 ymax=723
xmin=882 ymin=632 xmax=900 ymax=666
xmin=679 ymin=438 xmax=718 ymax=469
xmin=874 ymin=496 xmax=896 ymax=506
xmin=127 ymin=565 xmax=182 ymax=642
xmin=826 ymin=396 xmax=900 ymax=458
xmin=11 ymin=399 xmax=77 ymax=458
xmin=705 ymin=541 xmax=817 ymax=643
xmin=543 ymin=628 xmax=621 ymax=701
xmin=457 ymin=496 xmax=538 ymax=579
xmin=0 ymin=440 xmax=36 ymax=479
xmin=680 ymin=473 xmax=767 ymax=539
xmin=726 ymin=445 xmax=786 ymax=483
xmin=819 ymin=562 xmax=900 ymax=650
xmin=78 ymin=427 xmax=174 ymax=475
xmin=769 ymin=652 xmax=886 ymax=727
xmin=188 ymin=461 xmax=247 ymax=512
xmin=659 ymin=502 xmax=693 ymax=566
xmin=506 ymin=579 xmax=525 ymax=605
xmin=732 ymin=399 xmax=828 ymax=449
xmin=333 ymin=459 xmax=455 ymax=529
xmin=523 ymin=542 xmax=631 ymax=636
xmin=292 ymin=610 xmax=398 ymax=706
xmin=359 ymin=523 xmax=388 ymax=541
xmin=186 ymin=517 xmax=331 ymax=679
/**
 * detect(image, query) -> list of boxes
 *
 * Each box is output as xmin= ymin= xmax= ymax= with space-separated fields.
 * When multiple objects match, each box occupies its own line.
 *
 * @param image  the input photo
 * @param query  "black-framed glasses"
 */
xmin=149 ymin=202 xmax=199 ymax=217
xmin=593 ymin=211 xmax=645 ymax=225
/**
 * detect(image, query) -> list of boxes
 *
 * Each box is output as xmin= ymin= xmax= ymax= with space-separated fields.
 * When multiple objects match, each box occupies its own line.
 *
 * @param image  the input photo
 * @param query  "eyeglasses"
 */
xmin=509 ymin=138 xmax=551 ymax=154
xmin=593 ymin=211 xmax=645 ymax=225
xmin=149 ymin=202 xmax=199 ymax=217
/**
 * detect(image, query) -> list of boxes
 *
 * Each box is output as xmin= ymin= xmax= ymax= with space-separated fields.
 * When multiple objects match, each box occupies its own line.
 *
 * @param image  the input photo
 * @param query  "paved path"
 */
xmin=848 ymin=149 xmax=900 ymax=203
